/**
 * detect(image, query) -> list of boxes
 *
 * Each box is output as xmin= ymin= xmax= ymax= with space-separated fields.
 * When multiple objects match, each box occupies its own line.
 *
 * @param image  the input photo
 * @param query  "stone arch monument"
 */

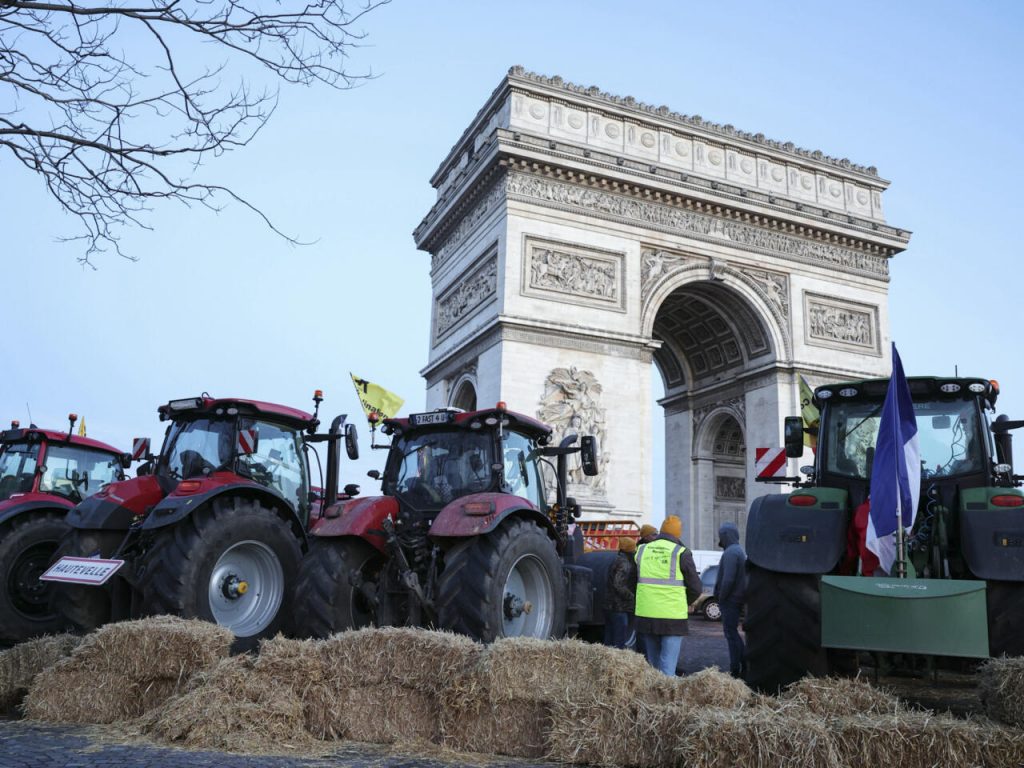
xmin=414 ymin=68 xmax=910 ymax=548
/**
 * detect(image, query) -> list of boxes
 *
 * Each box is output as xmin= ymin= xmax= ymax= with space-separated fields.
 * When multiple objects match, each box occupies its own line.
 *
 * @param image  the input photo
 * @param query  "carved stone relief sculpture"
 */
xmin=537 ymin=366 xmax=609 ymax=494
xmin=523 ymin=237 xmax=624 ymax=311
xmin=434 ymin=255 xmax=497 ymax=341
xmin=715 ymin=475 xmax=746 ymax=501
xmin=804 ymin=292 xmax=878 ymax=354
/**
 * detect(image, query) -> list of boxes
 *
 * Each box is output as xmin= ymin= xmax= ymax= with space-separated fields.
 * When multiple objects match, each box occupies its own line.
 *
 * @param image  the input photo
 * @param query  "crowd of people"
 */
xmin=603 ymin=517 xmax=747 ymax=678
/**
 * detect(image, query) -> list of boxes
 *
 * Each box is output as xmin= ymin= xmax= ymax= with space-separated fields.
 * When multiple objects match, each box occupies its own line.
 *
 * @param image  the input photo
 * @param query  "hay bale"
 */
xmin=483 ymin=636 xmax=654 ymax=705
xmin=442 ymin=698 xmax=550 ymax=758
xmin=674 ymin=709 xmax=842 ymax=768
xmin=0 ymin=633 xmax=82 ymax=713
xmin=142 ymin=654 xmax=313 ymax=754
xmin=23 ymin=616 xmax=232 ymax=724
xmin=645 ymin=667 xmax=753 ymax=708
xmin=979 ymin=656 xmax=1024 ymax=728
xmin=781 ymin=675 xmax=901 ymax=716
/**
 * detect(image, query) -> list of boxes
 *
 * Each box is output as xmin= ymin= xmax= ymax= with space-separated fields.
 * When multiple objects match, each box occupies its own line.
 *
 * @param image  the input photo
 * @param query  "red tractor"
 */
xmin=291 ymin=403 xmax=602 ymax=642
xmin=0 ymin=416 xmax=127 ymax=643
xmin=49 ymin=392 xmax=358 ymax=648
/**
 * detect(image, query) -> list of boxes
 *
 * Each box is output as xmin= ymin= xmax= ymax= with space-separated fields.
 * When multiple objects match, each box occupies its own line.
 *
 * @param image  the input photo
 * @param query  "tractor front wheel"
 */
xmin=437 ymin=517 xmax=566 ymax=642
xmin=136 ymin=498 xmax=301 ymax=650
xmin=291 ymin=538 xmax=383 ymax=638
xmin=743 ymin=564 xmax=828 ymax=693
xmin=0 ymin=512 xmax=70 ymax=643
xmin=49 ymin=528 xmax=122 ymax=634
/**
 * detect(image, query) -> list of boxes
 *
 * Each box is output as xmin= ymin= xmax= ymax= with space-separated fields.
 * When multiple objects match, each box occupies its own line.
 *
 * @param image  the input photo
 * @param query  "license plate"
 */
xmin=40 ymin=556 xmax=124 ymax=586
xmin=409 ymin=411 xmax=453 ymax=426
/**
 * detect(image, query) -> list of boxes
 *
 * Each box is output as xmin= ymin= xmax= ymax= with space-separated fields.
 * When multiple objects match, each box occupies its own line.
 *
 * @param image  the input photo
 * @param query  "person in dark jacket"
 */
xmin=713 ymin=521 xmax=747 ymax=678
xmin=634 ymin=515 xmax=703 ymax=675
xmin=603 ymin=536 xmax=637 ymax=649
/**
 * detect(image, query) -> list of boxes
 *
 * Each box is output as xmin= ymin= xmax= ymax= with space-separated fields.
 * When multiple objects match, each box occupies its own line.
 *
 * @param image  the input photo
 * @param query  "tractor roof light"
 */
xmin=10 ymin=420 xmax=18 ymax=429
xmin=469 ymin=420 xmax=482 ymax=430
xmin=314 ymin=389 xmax=323 ymax=400
xmin=817 ymin=389 xmax=833 ymax=400
xmin=69 ymin=413 xmax=78 ymax=422
xmin=484 ymin=416 xmax=498 ymax=426
xmin=991 ymin=495 xmax=1024 ymax=508
xmin=990 ymin=380 xmax=1000 ymax=395
xmin=968 ymin=382 xmax=987 ymax=394
xmin=839 ymin=388 xmax=858 ymax=398
xmin=496 ymin=401 xmax=507 ymax=413
xmin=168 ymin=397 xmax=203 ymax=411
xmin=940 ymin=383 xmax=961 ymax=393
xmin=995 ymin=463 xmax=1012 ymax=475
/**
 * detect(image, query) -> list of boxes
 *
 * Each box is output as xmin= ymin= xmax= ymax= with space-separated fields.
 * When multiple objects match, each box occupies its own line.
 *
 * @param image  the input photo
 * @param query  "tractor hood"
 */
xmin=66 ymin=474 xmax=165 ymax=530
xmin=310 ymin=495 xmax=398 ymax=553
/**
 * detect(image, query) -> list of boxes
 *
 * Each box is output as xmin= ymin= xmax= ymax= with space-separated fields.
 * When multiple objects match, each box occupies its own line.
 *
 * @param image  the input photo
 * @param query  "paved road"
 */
xmin=0 ymin=619 xmax=731 ymax=768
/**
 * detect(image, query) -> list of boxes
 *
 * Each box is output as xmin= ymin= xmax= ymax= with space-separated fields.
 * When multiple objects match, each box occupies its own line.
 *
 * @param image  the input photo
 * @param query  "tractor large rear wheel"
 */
xmin=987 ymin=580 xmax=1024 ymax=657
xmin=0 ymin=512 xmax=69 ymax=643
xmin=744 ymin=564 xmax=828 ymax=693
xmin=291 ymin=538 xmax=384 ymax=638
xmin=437 ymin=517 xmax=566 ymax=642
xmin=49 ymin=528 xmax=122 ymax=634
xmin=136 ymin=497 xmax=301 ymax=651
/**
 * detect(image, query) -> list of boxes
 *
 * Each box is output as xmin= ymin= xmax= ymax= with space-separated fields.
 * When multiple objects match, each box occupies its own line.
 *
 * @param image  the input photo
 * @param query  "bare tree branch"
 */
xmin=0 ymin=0 xmax=386 ymax=266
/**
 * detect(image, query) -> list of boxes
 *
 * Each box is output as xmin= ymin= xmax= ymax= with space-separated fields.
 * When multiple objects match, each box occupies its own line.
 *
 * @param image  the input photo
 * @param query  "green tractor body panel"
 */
xmin=821 ymin=575 xmax=990 ymax=658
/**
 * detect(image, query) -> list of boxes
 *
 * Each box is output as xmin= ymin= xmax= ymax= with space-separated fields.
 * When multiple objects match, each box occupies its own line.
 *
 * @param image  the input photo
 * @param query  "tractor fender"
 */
xmin=142 ymin=476 xmax=307 ymax=549
xmin=428 ymin=492 xmax=556 ymax=542
xmin=961 ymin=505 xmax=1024 ymax=581
xmin=745 ymin=493 xmax=849 ymax=574
xmin=307 ymin=495 xmax=398 ymax=554
xmin=0 ymin=497 xmax=72 ymax=527
xmin=66 ymin=475 xmax=164 ymax=530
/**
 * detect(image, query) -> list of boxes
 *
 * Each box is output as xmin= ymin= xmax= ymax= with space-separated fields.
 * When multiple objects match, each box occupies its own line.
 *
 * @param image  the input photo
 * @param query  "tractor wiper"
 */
xmin=847 ymin=405 xmax=883 ymax=438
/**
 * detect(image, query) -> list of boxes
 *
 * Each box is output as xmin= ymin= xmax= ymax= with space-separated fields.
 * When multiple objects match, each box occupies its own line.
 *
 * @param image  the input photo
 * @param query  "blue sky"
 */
xmin=2 ymin=1 xmax=1022 ymax=510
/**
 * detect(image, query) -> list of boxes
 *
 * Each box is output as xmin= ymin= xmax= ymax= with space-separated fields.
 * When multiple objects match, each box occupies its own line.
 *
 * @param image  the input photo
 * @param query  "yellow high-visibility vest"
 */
xmin=634 ymin=538 xmax=689 ymax=620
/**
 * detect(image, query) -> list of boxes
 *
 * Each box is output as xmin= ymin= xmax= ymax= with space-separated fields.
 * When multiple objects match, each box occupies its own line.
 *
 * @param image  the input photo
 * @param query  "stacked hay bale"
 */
xmin=0 ymin=633 xmax=82 ymax=713
xmin=979 ymin=656 xmax=1024 ymax=728
xmin=23 ymin=616 xmax=232 ymax=723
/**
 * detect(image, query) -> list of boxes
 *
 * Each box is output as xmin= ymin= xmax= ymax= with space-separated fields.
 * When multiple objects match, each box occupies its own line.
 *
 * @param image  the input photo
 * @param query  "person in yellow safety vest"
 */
xmin=634 ymin=515 xmax=702 ymax=676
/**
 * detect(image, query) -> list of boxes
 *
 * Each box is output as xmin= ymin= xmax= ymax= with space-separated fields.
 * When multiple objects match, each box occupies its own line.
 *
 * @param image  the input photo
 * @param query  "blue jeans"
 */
xmin=640 ymin=633 xmax=682 ymax=676
xmin=721 ymin=601 xmax=746 ymax=676
xmin=603 ymin=611 xmax=632 ymax=649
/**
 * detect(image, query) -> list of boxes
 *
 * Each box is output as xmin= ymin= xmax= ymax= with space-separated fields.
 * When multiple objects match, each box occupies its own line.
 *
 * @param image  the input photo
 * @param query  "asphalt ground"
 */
xmin=0 ymin=618 xmax=733 ymax=768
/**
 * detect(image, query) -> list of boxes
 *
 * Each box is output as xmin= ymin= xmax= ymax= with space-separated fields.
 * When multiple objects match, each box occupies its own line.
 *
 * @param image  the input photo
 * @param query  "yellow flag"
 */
xmin=350 ymin=373 xmax=405 ymax=421
xmin=799 ymin=375 xmax=819 ymax=450
xmin=77 ymin=416 xmax=87 ymax=437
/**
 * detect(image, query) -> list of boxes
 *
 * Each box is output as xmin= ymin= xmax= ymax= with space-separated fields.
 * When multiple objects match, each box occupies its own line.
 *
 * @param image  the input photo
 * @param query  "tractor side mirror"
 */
xmin=367 ymin=469 xmax=381 ymax=480
xmin=784 ymin=417 xmax=804 ymax=458
xmin=580 ymin=436 xmax=600 ymax=476
xmin=345 ymin=423 xmax=359 ymax=461
xmin=932 ymin=415 xmax=951 ymax=430
xmin=237 ymin=427 xmax=258 ymax=456
xmin=342 ymin=483 xmax=360 ymax=498
xmin=120 ymin=453 xmax=133 ymax=469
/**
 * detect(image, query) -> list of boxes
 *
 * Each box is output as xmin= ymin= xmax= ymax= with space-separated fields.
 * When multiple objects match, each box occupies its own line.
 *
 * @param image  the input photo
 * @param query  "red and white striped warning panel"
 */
xmin=238 ymin=428 xmax=258 ymax=455
xmin=755 ymin=447 xmax=788 ymax=479
xmin=131 ymin=437 xmax=150 ymax=461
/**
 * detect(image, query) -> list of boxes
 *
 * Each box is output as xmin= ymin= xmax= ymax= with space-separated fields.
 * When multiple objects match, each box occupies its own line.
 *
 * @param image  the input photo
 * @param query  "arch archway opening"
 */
xmin=451 ymin=379 xmax=477 ymax=412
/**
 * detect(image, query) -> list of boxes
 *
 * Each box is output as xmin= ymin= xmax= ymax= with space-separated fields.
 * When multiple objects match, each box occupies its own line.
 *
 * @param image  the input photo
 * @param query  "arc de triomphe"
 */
xmin=413 ymin=67 xmax=909 ymax=549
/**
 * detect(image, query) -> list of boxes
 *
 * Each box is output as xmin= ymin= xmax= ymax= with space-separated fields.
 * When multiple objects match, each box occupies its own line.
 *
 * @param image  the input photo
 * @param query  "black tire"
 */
xmin=291 ymin=537 xmax=383 ymax=638
xmin=702 ymin=598 xmax=722 ymax=622
xmin=0 ymin=512 xmax=70 ymax=643
xmin=987 ymin=580 xmax=1024 ymax=657
xmin=135 ymin=497 xmax=301 ymax=651
xmin=744 ymin=564 xmax=828 ymax=693
xmin=437 ymin=517 xmax=567 ymax=642
xmin=49 ymin=528 xmax=122 ymax=634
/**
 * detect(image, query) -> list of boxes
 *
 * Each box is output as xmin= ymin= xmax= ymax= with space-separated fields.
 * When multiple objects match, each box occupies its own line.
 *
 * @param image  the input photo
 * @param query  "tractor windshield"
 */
xmin=0 ymin=442 xmax=39 ymax=499
xmin=824 ymin=397 xmax=986 ymax=480
xmin=39 ymin=445 xmax=123 ymax=501
xmin=386 ymin=430 xmax=493 ymax=509
xmin=162 ymin=418 xmax=235 ymax=479
xmin=236 ymin=418 xmax=308 ymax=513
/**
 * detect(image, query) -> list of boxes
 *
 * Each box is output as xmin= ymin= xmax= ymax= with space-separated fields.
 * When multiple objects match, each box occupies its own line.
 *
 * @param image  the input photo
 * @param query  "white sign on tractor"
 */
xmin=41 ymin=556 xmax=124 ymax=586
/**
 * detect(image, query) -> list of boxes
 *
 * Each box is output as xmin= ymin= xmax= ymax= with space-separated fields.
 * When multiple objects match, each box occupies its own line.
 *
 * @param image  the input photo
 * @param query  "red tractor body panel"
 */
xmin=428 ymin=492 xmax=544 ymax=539
xmin=0 ymin=492 xmax=74 ymax=514
xmin=162 ymin=471 xmax=267 ymax=499
xmin=89 ymin=475 xmax=165 ymax=517
xmin=158 ymin=397 xmax=315 ymax=429
xmin=310 ymin=495 xmax=398 ymax=553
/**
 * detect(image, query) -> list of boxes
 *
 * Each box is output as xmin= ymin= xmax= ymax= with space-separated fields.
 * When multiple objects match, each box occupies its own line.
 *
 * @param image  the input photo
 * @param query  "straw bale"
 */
xmin=24 ymin=662 xmax=181 ymax=723
xmin=978 ymin=656 xmax=1024 ymax=728
xmin=674 ymin=709 xmax=842 ymax=768
xmin=644 ymin=667 xmax=753 ymax=708
xmin=57 ymin=616 xmax=233 ymax=681
xmin=304 ymin=682 xmax=441 ymax=744
xmin=142 ymin=654 xmax=314 ymax=754
xmin=317 ymin=627 xmax=484 ymax=698
xmin=0 ymin=633 xmax=82 ymax=712
xmin=781 ymin=675 xmax=901 ymax=716
xmin=483 ymin=636 xmax=654 ymax=704
xmin=827 ymin=711 xmax=1024 ymax=768
xmin=441 ymin=697 xmax=551 ymax=758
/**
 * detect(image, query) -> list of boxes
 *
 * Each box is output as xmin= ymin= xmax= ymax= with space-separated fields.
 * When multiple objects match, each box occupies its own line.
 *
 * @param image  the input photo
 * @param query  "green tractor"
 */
xmin=744 ymin=376 xmax=1024 ymax=693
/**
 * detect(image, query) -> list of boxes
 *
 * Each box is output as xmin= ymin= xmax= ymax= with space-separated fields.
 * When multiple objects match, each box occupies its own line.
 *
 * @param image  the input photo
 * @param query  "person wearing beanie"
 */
xmin=603 ymin=535 xmax=639 ymax=649
xmin=714 ymin=521 xmax=748 ymax=678
xmin=633 ymin=515 xmax=702 ymax=675
xmin=638 ymin=524 xmax=658 ymax=544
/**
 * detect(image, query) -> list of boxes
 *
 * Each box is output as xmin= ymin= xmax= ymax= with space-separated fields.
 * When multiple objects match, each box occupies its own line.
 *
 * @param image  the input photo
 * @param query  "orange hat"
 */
xmin=660 ymin=515 xmax=682 ymax=538
xmin=619 ymin=537 xmax=637 ymax=554
xmin=639 ymin=524 xmax=658 ymax=540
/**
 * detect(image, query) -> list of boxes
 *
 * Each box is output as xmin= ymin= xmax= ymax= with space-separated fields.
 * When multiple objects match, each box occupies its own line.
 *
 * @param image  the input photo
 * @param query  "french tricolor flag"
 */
xmin=867 ymin=343 xmax=921 ymax=574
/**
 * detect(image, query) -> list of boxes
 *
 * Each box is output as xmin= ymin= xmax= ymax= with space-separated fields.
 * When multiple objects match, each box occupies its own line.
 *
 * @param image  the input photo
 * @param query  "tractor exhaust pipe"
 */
xmin=324 ymin=415 xmax=346 ymax=505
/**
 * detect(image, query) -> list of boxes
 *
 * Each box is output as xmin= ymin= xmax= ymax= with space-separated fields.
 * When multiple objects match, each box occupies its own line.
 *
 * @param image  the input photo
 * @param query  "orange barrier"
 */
xmin=578 ymin=519 xmax=641 ymax=553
